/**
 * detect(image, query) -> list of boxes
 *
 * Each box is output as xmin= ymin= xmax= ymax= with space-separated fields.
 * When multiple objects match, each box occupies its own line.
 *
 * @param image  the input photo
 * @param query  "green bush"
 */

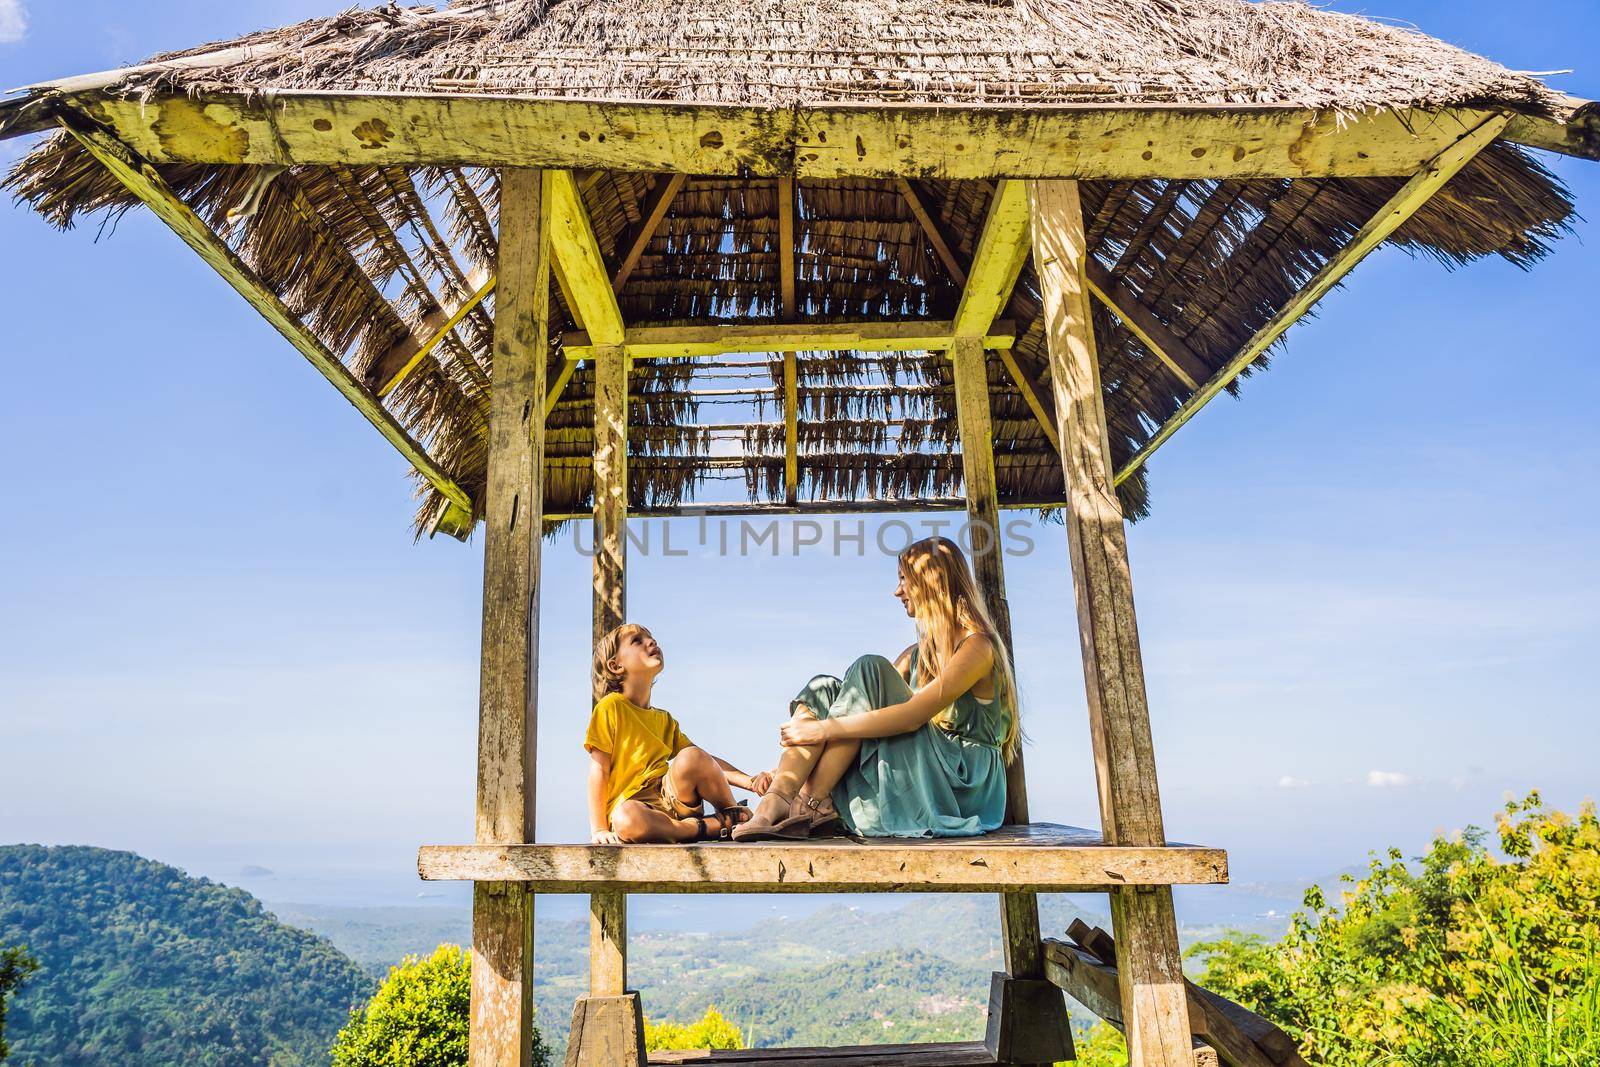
xmin=0 ymin=945 xmax=40 ymax=1064
xmin=331 ymin=944 xmax=550 ymax=1067
xmin=644 ymin=1006 xmax=745 ymax=1052
xmin=1189 ymin=791 xmax=1600 ymax=1066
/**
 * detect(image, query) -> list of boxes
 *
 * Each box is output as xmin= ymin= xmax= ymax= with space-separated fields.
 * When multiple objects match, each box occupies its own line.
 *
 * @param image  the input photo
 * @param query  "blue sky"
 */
xmin=1 ymin=1 xmax=1597 ymax=912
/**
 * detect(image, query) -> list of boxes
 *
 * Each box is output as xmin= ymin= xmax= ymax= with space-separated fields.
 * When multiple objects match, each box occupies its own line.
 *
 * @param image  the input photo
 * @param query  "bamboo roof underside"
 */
xmin=2 ymin=0 xmax=1589 ymax=535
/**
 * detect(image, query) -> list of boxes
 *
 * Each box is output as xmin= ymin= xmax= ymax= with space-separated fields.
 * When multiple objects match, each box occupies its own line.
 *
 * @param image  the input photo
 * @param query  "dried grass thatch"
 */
xmin=1 ymin=0 xmax=1580 ymax=534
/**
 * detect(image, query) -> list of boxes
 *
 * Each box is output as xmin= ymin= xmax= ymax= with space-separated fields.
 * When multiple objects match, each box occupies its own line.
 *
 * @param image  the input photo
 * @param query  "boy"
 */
xmin=586 ymin=623 xmax=766 ymax=843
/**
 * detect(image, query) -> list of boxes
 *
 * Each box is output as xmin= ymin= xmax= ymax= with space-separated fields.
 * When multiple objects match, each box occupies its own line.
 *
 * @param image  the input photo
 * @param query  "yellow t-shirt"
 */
xmin=583 ymin=692 xmax=693 ymax=816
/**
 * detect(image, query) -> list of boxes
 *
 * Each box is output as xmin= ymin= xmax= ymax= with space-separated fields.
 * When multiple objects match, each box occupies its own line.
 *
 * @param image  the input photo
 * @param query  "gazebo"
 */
xmin=4 ymin=0 xmax=1594 ymax=1063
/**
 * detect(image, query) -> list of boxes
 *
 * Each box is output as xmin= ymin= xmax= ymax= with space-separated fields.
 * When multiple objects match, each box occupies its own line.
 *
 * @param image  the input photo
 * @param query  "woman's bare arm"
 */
xmin=786 ymin=636 xmax=995 ymax=744
xmin=892 ymin=642 xmax=918 ymax=683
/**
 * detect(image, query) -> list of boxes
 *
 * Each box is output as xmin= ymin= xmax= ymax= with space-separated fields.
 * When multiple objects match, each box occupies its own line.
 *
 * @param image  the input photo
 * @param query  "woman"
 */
xmin=734 ymin=536 xmax=1018 ymax=840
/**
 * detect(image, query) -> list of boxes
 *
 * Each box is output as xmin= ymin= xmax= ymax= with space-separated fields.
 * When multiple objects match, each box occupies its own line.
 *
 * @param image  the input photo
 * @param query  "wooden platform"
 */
xmin=417 ymin=822 xmax=1227 ymax=892
xmin=648 ymin=1041 xmax=995 ymax=1065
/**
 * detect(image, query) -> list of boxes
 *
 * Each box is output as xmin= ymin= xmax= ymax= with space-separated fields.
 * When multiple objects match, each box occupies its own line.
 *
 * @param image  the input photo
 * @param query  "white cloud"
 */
xmin=1366 ymin=770 xmax=1417 ymax=788
xmin=1277 ymin=775 xmax=1313 ymax=789
xmin=0 ymin=0 xmax=27 ymax=45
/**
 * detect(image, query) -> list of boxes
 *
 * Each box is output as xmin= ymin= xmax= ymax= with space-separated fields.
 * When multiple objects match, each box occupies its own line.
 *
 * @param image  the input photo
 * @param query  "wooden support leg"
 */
xmin=567 ymin=890 xmax=644 ymax=1067
xmin=950 ymin=337 xmax=1062 ymax=1064
xmin=1028 ymin=177 xmax=1193 ymax=1065
xmin=592 ymin=344 xmax=628 ymax=642
xmin=470 ymin=168 xmax=550 ymax=1067
xmin=589 ymin=890 xmax=627 ymax=996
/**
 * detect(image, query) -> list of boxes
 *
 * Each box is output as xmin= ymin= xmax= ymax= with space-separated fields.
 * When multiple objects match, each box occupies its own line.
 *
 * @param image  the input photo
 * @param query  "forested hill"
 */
xmin=0 ymin=845 xmax=374 ymax=1066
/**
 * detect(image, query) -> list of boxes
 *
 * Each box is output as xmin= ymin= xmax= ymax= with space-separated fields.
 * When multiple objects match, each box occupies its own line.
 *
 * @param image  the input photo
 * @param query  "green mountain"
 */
xmin=0 ymin=845 xmax=375 ymax=1066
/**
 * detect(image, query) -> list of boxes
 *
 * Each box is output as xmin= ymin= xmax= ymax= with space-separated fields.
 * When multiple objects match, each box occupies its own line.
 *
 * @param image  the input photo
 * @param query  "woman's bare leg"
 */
xmin=747 ymin=705 xmax=826 ymax=825
xmin=803 ymin=737 xmax=862 ymax=805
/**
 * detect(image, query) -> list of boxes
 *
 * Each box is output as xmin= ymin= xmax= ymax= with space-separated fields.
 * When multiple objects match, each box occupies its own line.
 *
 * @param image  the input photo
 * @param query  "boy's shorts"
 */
xmin=611 ymin=769 xmax=699 ymax=826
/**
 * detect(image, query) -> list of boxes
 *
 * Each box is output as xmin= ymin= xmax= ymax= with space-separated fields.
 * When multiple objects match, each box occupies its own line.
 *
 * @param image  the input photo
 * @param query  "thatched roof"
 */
xmin=2 ymin=0 xmax=1586 ymax=534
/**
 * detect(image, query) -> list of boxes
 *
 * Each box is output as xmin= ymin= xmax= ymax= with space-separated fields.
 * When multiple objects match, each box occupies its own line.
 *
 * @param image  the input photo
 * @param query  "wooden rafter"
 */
xmin=57 ymin=114 xmax=472 ymax=514
xmin=896 ymin=177 xmax=967 ymax=287
xmin=1114 ymin=112 xmax=1512 ymax=485
xmin=611 ymin=173 xmax=686 ymax=291
xmin=563 ymin=320 xmax=1015 ymax=360
xmin=952 ymin=179 xmax=1031 ymax=339
xmin=996 ymin=347 xmax=1060 ymax=452
xmin=62 ymin=92 xmax=1591 ymax=174
xmin=548 ymin=169 xmax=625 ymax=345
xmin=1084 ymin=261 xmax=1208 ymax=390
xmin=378 ymin=270 xmax=498 ymax=397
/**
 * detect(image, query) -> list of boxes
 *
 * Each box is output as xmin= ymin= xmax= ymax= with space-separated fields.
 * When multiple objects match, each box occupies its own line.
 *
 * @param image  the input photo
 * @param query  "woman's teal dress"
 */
xmin=791 ymin=649 xmax=1010 ymax=838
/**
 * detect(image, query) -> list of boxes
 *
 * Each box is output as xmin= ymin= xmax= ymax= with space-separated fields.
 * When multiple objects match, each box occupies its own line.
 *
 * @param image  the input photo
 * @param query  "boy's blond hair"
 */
xmin=592 ymin=622 xmax=645 ymax=703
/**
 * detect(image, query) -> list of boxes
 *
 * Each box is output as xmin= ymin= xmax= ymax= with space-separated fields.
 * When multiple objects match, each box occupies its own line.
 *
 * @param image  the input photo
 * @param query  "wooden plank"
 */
xmin=1028 ymin=177 xmax=1192 ymax=1066
xmin=1115 ymin=112 xmax=1511 ymax=485
xmin=1048 ymin=936 xmax=1307 ymax=1067
xmin=542 ymin=497 xmax=1070 ymax=522
xmin=1504 ymin=94 xmax=1600 ymax=161
xmin=417 ymin=822 xmax=1229 ymax=891
xmin=71 ymin=92 xmax=1534 ymax=178
xmin=470 ymin=167 xmax=550 ymax=1067
xmin=549 ymin=169 xmax=626 ymax=346
xmin=1083 ymin=260 xmax=1207 ymax=391
xmin=56 ymin=115 xmax=473 ymax=515
xmin=952 ymin=180 xmax=1030 ymax=339
xmin=378 ymin=272 xmax=498 ymax=397
xmin=592 ymin=345 xmax=628 ymax=643
xmin=589 ymin=890 xmax=627 ymax=997
xmin=650 ymin=1041 xmax=995 ymax=1065
xmin=564 ymin=320 xmax=1016 ymax=360
xmin=612 ymin=173 xmax=687 ymax=291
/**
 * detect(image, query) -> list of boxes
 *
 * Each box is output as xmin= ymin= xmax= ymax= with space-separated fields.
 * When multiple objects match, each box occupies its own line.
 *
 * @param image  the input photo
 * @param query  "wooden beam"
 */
xmin=378 ymin=271 xmax=498 ymax=397
xmin=1084 ymin=260 xmax=1208 ymax=391
xmin=563 ymin=320 xmax=1016 ymax=360
xmin=1028 ymin=177 xmax=1192 ymax=1066
xmin=611 ymin=173 xmax=686 ymax=292
xmin=592 ymin=346 xmax=628 ymax=643
xmin=470 ymin=167 xmax=550 ymax=1067
xmin=778 ymin=176 xmax=798 ymax=317
xmin=418 ymin=823 xmax=1228 ymax=890
xmin=548 ymin=169 xmax=625 ymax=346
xmin=70 ymin=92 xmax=1540 ymax=177
xmin=55 ymin=115 xmax=473 ymax=515
xmin=952 ymin=180 xmax=1031 ymax=339
xmin=541 ymin=497 xmax=1071 ymax=522
xmin=896 ymin=177 xmax=967 ymax=286
xmin=1504 ymin=94 xmax=1600 ymax=162
xmin=783 ymin=351 xmax=800 ymax=505
xmin=1115 ymin=112 xmax=1511 ymax=485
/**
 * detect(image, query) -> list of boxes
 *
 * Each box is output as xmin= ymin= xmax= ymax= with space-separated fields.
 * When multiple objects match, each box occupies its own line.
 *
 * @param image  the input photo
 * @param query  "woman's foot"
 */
xmin=730 ymin=790 xmax=812 ymax=840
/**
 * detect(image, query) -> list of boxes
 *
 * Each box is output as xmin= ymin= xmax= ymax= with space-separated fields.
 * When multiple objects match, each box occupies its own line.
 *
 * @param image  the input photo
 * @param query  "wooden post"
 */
xmin=589 ymin=890 xmax=627 ymax=996
xmin=592 ymin=345 xmax=628 ymax=642
xmin=1028 ymin=178 xmax=1192 ymax=1066
xmin=471 ymin=167 xmax=550 ymax=1067
xmin=950 ymin=337 xmax=1066 ymax=1067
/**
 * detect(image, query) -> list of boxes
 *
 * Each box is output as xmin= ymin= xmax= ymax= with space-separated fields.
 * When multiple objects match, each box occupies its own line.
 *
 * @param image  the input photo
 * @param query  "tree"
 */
xmin=0 ymin=945 xmax=40 ymax=1064
xmin=644 ymin=1006 xmax=745 ymax=1052
xmin=330 ymin=944 xmax=550 ymax=1067
xmin=1189 ymin=792 xmax=1600 ymax=1066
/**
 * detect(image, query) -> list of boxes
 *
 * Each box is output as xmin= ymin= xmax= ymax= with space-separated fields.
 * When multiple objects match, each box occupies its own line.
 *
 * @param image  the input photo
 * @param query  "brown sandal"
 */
xmin=802 ymin=794 xmax=843 ymax=837
xmin=694 ymin=804 xmax=751 ymax=841
xmin=730 ymin=792 xmax=812 ymax=841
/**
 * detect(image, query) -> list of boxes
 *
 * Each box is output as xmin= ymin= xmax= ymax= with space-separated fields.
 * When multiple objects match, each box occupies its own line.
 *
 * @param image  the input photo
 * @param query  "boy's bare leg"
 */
xmin=666 ymin=747 xmax=745 ymax=814
xmin=611 ymin=800 xmax=701 ymax=843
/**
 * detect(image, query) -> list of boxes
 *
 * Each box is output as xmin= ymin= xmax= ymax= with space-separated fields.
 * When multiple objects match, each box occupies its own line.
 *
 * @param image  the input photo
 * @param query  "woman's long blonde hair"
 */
xmin=898 ymin=536 xmax=1020 ymax=763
